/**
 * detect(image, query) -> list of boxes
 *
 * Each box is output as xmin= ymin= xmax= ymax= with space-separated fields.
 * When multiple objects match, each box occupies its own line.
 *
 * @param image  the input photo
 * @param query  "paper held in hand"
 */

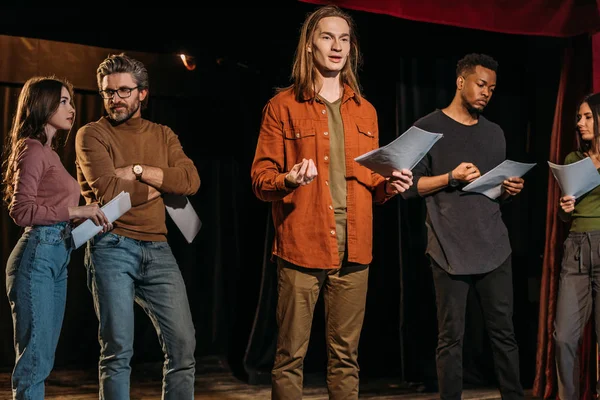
xmin=354 ymin=126 xmax=443 ymax=176
xmin=163 ymin=194 xmax=202 ymax=244
xmin=548 ymin=157 xmax=600 ymax=198
xmin=71 ymin=192 xmax=202 ymax=249
xmin=71 ymin=191 xmax=131 ymax=249
xmin=462 ymin=160 xmax=536 ymax=199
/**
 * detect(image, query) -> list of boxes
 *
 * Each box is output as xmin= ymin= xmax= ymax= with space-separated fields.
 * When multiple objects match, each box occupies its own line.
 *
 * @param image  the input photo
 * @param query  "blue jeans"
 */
xmin=85 ymin=232 xmax=196 ymax=400
xmin=5 ymin=222 xmax=72 ymax=400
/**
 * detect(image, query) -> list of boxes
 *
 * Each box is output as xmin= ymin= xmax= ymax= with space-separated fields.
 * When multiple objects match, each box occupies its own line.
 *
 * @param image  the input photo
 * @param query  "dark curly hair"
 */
xmin=456 ymin=53 xmax=498 ymax=78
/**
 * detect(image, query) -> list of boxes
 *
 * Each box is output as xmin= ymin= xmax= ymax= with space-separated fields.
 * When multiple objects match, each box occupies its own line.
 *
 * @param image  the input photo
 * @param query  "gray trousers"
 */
xmin=554 ymin=230 xmax=600 ymax=400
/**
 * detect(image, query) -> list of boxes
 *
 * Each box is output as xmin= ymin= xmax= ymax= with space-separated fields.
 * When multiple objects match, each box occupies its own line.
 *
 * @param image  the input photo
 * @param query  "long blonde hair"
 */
xmin=1 ymin=76 xmax=75 ymax=206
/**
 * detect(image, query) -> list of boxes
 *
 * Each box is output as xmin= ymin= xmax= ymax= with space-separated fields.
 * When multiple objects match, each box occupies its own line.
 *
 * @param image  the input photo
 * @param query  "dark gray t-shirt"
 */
xmin=403 ymin=109 xmax=511 ymax=275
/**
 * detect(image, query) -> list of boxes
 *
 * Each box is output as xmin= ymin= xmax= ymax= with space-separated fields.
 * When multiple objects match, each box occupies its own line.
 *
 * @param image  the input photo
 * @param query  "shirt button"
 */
xmin=324 ymin=156 xmax=329 ymax=161
xmin=367 ymin=131 xmax=372 ymax=136
xmin=329 ymin=205 xmax=333 ymax=210
xmin=322 ymin=110 xmax=326 ymax=114
xmin=330 ymin=230 xmax=335 ymax=235
xmin=325 ymin=180 xmax=329 ymax=186
xmin=324 ymin=131 xmax=329 ymax=136
xmin=295 ymin=133 xmax=300 ymax=138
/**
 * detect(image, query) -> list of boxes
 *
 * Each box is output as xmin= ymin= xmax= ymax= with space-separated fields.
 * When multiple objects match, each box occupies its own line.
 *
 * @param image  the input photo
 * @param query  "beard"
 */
xmin=107 ymin=100 xmax=141 ymax=123
xmin=461 ymin=94 xmax=484 ymax=116
xmin=465 ymin=102 xmax=483 ymax=116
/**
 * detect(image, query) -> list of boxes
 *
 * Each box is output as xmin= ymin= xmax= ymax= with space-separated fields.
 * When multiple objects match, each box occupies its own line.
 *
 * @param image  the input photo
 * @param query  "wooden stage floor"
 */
xmin=0 ymin=357 xmax=536 ymax=399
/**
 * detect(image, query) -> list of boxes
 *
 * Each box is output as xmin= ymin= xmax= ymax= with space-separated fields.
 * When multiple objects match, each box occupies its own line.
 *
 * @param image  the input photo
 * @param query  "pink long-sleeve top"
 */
xmin=8 ymin=138 xmax=80 ymax=227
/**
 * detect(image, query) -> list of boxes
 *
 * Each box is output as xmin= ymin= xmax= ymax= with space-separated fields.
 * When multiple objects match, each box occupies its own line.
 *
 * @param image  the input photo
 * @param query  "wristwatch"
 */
xmin=448 ymin=171 xmax=459 ymax=188
xmin=132 ymin=164 xmax=144 ymax=181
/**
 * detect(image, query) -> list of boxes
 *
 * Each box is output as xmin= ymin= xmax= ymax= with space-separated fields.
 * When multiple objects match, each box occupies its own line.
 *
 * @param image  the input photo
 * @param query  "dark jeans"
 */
xmin=431 ymin=256 xmax=523 ymax=400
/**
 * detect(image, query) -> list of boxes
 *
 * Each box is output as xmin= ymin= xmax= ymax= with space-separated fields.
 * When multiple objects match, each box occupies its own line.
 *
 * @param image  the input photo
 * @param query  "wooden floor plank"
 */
xmin=0 ymin=357 xmax=537 ymax=399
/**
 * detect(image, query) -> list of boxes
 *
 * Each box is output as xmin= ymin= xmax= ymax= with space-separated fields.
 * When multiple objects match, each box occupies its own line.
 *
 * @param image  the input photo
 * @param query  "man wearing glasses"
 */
xmin=75 ymin=53 xmax=200 ymax=399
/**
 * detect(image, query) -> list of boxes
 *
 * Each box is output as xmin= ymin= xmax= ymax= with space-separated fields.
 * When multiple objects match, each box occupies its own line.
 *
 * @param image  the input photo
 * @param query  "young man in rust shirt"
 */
xmin=75 ymin=53 xmax=200 ymax=400
xmin=250 ymin=5 xmax=413 ymax=399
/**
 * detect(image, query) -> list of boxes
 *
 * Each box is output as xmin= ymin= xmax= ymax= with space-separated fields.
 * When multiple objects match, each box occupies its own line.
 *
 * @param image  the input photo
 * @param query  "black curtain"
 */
xmin=0 ymin=5 xmax=568 ymax=390
xmin=0 ymin=63 xmax=270 ymax=377
xmin=242 ymin=9 xmax=566 ymax=390
xmin=0 ymin=4 xmax=303 ymax=375
xmin=392 ymin=41 xmax=565 ymax=388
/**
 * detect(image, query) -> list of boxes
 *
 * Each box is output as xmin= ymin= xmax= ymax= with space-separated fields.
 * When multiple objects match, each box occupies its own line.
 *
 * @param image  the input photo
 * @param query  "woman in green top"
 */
xmin=554 ymin=92 xmax=600 ymax=400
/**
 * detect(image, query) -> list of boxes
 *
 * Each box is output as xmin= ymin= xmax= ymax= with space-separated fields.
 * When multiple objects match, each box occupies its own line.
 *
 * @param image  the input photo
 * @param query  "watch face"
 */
xmin=450 ymin=179 xmax=459 ymax=188
xmin=133 ymin=165 xmax=143 ymax=174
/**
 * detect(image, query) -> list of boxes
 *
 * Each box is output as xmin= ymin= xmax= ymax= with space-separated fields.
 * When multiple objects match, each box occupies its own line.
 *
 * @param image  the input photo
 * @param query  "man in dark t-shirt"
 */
xmin=401 ymin=53 xmax=525 ymax=400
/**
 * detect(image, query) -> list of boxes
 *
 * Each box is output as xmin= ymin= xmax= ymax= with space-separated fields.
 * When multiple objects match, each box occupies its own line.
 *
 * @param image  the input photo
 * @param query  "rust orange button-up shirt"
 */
xmin=251 ymin=85 xmax=392 ymax=269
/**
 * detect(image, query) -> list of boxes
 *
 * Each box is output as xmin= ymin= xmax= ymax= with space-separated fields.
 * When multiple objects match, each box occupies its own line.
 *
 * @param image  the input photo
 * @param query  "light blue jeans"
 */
xmin=5 ymin=222 xmax=72 ymax=400
xmin=85 ymin=232 xmax=196 ymax=400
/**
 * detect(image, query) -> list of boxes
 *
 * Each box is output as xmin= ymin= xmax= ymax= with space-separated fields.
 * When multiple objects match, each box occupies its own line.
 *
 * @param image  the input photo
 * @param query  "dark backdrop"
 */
xmin=0 ymin=4 xmax=567 ymax=390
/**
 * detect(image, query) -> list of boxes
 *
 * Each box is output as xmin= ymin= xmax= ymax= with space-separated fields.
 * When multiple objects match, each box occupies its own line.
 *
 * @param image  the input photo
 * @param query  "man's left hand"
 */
xmin=385 ymin=169 xmax=414 ymax=195
xmin=502 ymin=177 xmax=524 ymax=196
xmin=115 ymin=165 xmax=136 ymax=181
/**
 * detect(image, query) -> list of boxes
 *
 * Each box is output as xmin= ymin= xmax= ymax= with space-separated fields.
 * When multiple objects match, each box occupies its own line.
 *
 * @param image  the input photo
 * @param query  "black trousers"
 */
xmin=430 ymin=256 xmax=523 ymax=400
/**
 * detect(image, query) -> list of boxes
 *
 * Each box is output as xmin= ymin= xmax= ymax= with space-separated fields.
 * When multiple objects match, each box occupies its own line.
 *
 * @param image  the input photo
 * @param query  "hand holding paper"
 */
xmin=71 ymin=191 xmax=132 ymax=249
xmin=559 ymin=195 xmax=576 ymax=213
xmin=501 ymin=176 xmax=525 ymax=197
xmin=462 ymin=160 xmax=536 ymax=199
xmin=385 ymin=169 xmax=414 ymax=194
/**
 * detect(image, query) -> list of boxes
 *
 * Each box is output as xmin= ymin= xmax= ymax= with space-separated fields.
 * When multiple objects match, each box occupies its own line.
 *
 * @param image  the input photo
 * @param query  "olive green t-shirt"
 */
xmin=565 ymin=151 xmax=600 ymax=232
xmin=320 ymin=96 xmax=347 ymax=264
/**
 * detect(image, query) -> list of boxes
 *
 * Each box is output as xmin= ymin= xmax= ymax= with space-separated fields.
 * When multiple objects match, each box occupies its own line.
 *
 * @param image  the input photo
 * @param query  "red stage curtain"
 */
xmin=532 ymin=34 xmax=594 ymax=399
xmin=299 ymin=0 xmax=600 ymax=38
xmin=594 ymin=32 xmax=600 ymax=92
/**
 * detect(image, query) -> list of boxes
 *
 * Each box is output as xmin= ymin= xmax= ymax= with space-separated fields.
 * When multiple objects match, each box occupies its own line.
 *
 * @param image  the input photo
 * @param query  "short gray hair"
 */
xmin=96 ymin=53 xmax=149 ymax=108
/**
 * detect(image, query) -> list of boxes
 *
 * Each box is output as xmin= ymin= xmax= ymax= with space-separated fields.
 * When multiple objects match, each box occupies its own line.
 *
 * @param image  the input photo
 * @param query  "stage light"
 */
xmin=179 ymin=54 xmax=196 ymax=71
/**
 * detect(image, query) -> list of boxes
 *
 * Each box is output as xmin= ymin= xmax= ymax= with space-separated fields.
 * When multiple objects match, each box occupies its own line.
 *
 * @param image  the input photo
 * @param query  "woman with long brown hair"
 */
xmin=555 ymin=92 xmax=600 ymax=400
xmin=1 ymin=76 xmax=110 ymax=399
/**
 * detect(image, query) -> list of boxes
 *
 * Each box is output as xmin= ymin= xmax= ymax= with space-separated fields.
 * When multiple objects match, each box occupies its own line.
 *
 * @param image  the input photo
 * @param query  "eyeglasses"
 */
xmin=99 ymin=86 xmax=140 ymax=99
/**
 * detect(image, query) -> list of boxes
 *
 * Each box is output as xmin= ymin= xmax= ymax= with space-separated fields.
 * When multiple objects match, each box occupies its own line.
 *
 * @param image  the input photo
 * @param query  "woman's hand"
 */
xmin=68 ymin=204 xmax=112 ymax=232
xmin=559 ymin=195 xmax=576 ymax=214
